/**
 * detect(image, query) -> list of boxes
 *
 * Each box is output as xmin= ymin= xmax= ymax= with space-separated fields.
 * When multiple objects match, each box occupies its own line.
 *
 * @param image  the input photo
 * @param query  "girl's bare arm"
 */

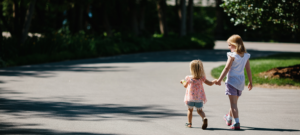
xmin=245 ymin=59 xmax=253 ymax=90
xmin=204 ymin=79 xmax=215 ymax=86
xmin=183 ymin=81 xmax=188 ymax=88
xmin=180 ymin=80 xmax=188 ymax=88
xmin=216 ymin=56 xmax=234 ymax=85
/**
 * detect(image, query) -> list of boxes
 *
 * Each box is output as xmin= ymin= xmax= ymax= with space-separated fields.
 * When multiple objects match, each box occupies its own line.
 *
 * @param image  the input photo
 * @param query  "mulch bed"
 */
xmin=259 ymin=64 xmax=300 ymax=81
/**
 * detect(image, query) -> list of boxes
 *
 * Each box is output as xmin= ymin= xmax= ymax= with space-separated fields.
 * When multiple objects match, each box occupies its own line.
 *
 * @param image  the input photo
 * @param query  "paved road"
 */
xmin=1 ymin=41 xmax=300 ymax=135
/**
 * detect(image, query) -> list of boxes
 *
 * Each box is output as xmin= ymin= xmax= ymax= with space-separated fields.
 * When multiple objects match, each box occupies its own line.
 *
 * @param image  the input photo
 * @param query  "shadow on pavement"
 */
xmin=0 ymin=65 xmax=129 ymax=78
xmin=0 ymin=97 xmax=185 ymax=121
xmin=0 ymin=122 xmax=116 ymax=135
xmin=0 ymin=49 xmax=286 ymax=78
xmin=241 ymin=126 xmax=300 ymax=132
xmin=205 ymin=127 xmax=245 ymax=131
xmin=205 ymin=126 xmax=300 ymax=132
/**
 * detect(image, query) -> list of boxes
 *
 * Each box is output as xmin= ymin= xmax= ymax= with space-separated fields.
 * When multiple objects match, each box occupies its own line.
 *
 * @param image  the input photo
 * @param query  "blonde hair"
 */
xmin=227 ymin=34 xmax=247 ymax=54
xmin=190 ymin=60 xmax=205 ymax=79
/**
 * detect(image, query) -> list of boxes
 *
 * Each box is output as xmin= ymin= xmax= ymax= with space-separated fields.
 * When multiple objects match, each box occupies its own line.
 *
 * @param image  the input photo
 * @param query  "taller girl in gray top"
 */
xmin=214 ymin=34 xmax=253 ymax=130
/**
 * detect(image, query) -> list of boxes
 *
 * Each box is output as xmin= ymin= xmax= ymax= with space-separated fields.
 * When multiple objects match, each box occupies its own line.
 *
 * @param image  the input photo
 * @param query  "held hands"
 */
xmin=212 ymin=79 xmax=218 ymax=85
xmin=213 ymin=79 xmax=222 ymax=86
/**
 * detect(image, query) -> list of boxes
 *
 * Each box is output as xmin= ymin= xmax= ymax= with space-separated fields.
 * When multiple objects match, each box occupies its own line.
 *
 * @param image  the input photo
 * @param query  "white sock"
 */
xmin=227 ymin=115 xmax=232 ymax=120
xmin=234 ymin=118 xmax=239 ymax=123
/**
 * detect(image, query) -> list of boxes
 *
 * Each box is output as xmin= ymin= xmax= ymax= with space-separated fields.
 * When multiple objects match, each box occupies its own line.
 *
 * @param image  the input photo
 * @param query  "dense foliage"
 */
xmin=0 ymin=0 xmax=299 ymax=67
xmin=0 ymin=0 xmax=217 ymax=67
xmin=1 ymin=32 xmax=214 ymax=67
xmin=220 ymin=0 xmax=300 ymax=31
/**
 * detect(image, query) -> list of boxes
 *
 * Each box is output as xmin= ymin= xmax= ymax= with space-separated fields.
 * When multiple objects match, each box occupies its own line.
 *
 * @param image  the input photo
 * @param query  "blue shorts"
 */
xmin=186 ymin=102 xmax=203 ymax=110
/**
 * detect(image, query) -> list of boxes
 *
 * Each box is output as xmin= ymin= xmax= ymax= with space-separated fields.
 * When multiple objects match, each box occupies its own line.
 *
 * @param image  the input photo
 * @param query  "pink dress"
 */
xmin=184 ymin=76 xmax=207 ymax=104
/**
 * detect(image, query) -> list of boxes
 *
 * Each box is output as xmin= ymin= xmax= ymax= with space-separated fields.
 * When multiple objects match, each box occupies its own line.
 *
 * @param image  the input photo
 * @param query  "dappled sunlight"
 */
xmin=0 ymin=97 xmax=184 ymax=121
xmin=0 ymin=65 xmax=129 ymax=78
xmin=0 ymin=122 xmax=117 ymax=135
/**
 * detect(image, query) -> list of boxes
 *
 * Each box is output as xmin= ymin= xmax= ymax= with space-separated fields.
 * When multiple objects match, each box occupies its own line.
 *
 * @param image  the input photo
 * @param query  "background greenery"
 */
xmin=2 ymin=32 xmax=214 ymax=67
xmin=221 ymin=0 xmax=300 ymax=32
xmin=1 ymin=0 xmax=299 ymax=68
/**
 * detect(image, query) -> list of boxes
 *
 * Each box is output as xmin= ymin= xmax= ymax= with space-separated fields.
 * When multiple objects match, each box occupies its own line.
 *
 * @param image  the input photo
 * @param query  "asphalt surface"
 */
xmin=1 ymin=41 xmax=300 ymax=135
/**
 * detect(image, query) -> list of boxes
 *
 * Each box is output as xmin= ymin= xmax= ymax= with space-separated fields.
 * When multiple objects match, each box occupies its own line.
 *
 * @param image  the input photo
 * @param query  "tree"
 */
xmin=0 ymin=1 xmax=2 ymax=58
xmin=187 ymin=0 xmax=193 ymax=34
xmin=215 ymin=0 xmax=224 ymax=38
xmin=20 ymin=0 xmax=36 ymax=44
xmin=129 ymin=0 xmax=139 ymax=36
xmin=0 ymin=1 xmax=12 ymax=35
xmin=157 ymin=0 xmax=168 ymax=36
xmin=101 ymin=1 xmax=112 ymax=36
xmin=220 ymin=0 xmax=300 ymax=32
xmin=178 ymin=0 xmax=186 ymax=36
xmin=139 ymin=0 xmax=147 ymax=35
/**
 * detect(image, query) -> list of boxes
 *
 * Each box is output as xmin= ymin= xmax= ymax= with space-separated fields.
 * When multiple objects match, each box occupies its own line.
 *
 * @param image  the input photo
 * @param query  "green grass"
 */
xmin=211 ymin=53 xmax=300 ymax=87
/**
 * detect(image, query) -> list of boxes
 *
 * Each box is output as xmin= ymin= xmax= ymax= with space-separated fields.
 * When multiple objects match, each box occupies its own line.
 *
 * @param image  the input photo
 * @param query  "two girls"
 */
xmin=181 ymin=35 xmax=252 ymax=130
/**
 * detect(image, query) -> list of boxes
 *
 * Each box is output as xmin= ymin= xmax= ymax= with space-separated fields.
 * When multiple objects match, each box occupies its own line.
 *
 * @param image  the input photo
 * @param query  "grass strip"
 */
xmin=211 ymin=53 xmax=300 ymax=87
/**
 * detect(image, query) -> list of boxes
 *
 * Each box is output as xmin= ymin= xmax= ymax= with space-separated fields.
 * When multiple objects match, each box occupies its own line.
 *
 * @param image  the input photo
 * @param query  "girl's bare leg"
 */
xmin=187 ymin=108 xmax=193 ymax=127
xmin=229 ymin=96 xmax=239 ymax=117
xmin=228 ymin=95 xmax=239 ymax=118
xmin=197 ymin=109 xmax=206 ymax=119
xmin=197 ymin=108 xmax=208 ymax=129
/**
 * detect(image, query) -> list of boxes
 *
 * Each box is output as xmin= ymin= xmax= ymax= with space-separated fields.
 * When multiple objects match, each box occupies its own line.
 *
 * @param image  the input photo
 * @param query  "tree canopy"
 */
xmin=220 ymin=0 xmax=300 ymax=32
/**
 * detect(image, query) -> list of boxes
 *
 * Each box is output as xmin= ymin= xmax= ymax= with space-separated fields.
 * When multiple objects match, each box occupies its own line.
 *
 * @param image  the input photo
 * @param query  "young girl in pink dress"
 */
xmin=180 ymin=60 xmax=216 ymax=129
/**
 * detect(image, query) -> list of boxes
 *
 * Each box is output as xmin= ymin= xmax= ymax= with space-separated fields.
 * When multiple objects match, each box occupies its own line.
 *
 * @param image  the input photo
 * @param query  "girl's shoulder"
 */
xmin=227 ymin=52 xmax=238 ymax=58
xmin=227 ymin=52 xmax=250 ymax=59
xmin=244 ymin=53 xmax=251 ymax=58
xmin=185 ymin=75 xmax=193 ymax=80
xmin=186 ymin=75 xmax=206 ymax=82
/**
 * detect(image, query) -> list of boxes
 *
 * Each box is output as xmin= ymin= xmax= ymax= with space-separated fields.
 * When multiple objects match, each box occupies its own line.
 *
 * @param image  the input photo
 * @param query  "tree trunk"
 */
xmin=175 ymin=0 xmax=180 ymax=33
xmin=0 ymin=24 xmax=2 ymax=57
xmin=53 ymin=0 xmax=64 ymax=30
xmin=78 ymin=6 xmax=84 ymax=31
xmin=101 ymin=2 xmax=112 ymax=37
xmin=157 ymin=0 xmax=168 ymax=36
xmin=179 ymin=0 xmax=186 ymax=37
xmin=128 ymin=0 xmax=139 ymax=36
xmin=0 ymin=2 xmax=3 ymax=59
xmin=175 ymin=0 xmax=179 ymax=10
xmin=35 ymin=0 xmax=46 ymax=32
xmin=115 ymin=0 xmax=124 ymax=31
xmin=0 ymin=3 xmax=13 ymax=35
xmin=13 ymin=0 xmax=20 ymax=37
xmin=69 ymin=6 xmax=78 ymax=33
xmin=139 ymin=0 xmax=147 ymax=35
xmin=84 ymin=7 xmax=100 ymax=33
xmin=55 ymin=12 xmax=63 ymax=30
xmin=84 ymin=5 xmax=90 ymax=31
xmin=20 ymin=0 xmax=36 ymax=44
xmin=187 ymin=0 xmax=194 ymax=34
xmin=19 ymin=0 xmax=26 ymax=32
xmin=215 ymin=0 xmax=224 ymax=39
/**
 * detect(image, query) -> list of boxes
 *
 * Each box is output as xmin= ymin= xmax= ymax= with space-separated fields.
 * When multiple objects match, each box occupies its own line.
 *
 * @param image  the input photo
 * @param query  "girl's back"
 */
xmin=227 ymin=52 xmax=250 ymax=76
xmin=226 ymin=52 xmax=251 ymax=91
xmin=184 ymin=76 xmax=207 ymax=104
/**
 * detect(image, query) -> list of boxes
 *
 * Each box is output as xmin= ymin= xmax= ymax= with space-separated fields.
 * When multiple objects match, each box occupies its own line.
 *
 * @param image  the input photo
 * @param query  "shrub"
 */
xmin=1 ymin=33 xmax=214 ymax=67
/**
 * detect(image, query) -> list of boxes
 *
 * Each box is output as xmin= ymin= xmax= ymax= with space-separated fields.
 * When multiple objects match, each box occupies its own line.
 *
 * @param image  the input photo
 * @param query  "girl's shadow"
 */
xmin=197 ymin=127 xmax=245 ymax=131
xmin=203 ymin=126 xmax=300 ymax=132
